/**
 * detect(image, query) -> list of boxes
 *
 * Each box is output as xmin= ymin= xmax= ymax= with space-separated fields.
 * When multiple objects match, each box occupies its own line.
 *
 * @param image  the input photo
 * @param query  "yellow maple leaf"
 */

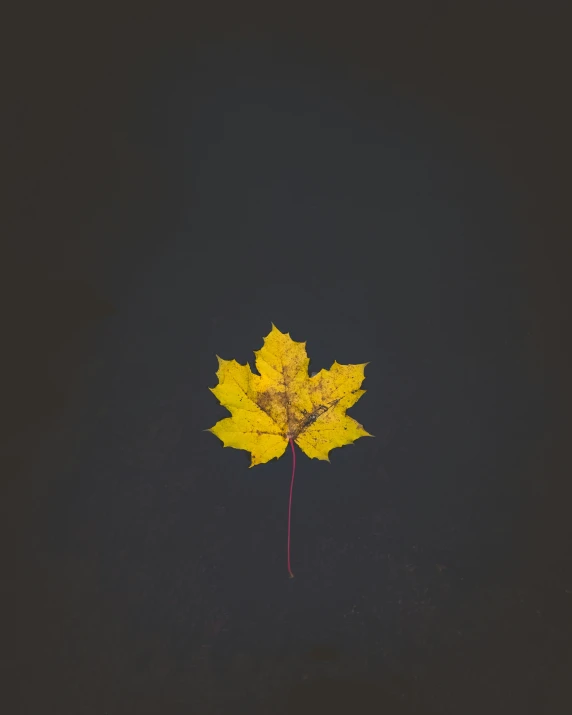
xmin=207 ymin=324 xmax=372 ymax=467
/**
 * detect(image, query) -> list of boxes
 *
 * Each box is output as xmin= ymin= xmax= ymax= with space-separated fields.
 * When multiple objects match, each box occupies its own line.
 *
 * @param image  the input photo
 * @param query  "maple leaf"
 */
xmin=207 ymin=324 xmax=371 ymax=467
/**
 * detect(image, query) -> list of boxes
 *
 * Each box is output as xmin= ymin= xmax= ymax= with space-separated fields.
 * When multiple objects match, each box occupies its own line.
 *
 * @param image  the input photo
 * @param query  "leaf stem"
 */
xmin=287 ymin=436 xmax=296 ymax=578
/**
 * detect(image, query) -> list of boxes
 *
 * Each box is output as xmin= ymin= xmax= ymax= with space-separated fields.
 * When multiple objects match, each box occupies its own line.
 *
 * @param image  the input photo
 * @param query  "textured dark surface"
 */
xmin=5 ymin=3 xmax=572 ymax=714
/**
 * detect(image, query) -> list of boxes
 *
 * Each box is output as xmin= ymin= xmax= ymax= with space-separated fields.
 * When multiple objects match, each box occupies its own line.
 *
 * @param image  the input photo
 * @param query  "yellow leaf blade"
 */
xmin=207 ymin=325 xmax=371 ymax=466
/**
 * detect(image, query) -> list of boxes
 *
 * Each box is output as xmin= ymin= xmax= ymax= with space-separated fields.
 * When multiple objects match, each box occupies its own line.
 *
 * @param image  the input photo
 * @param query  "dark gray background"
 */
xmin=4 ymin=3 xmax=572 ymax=714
